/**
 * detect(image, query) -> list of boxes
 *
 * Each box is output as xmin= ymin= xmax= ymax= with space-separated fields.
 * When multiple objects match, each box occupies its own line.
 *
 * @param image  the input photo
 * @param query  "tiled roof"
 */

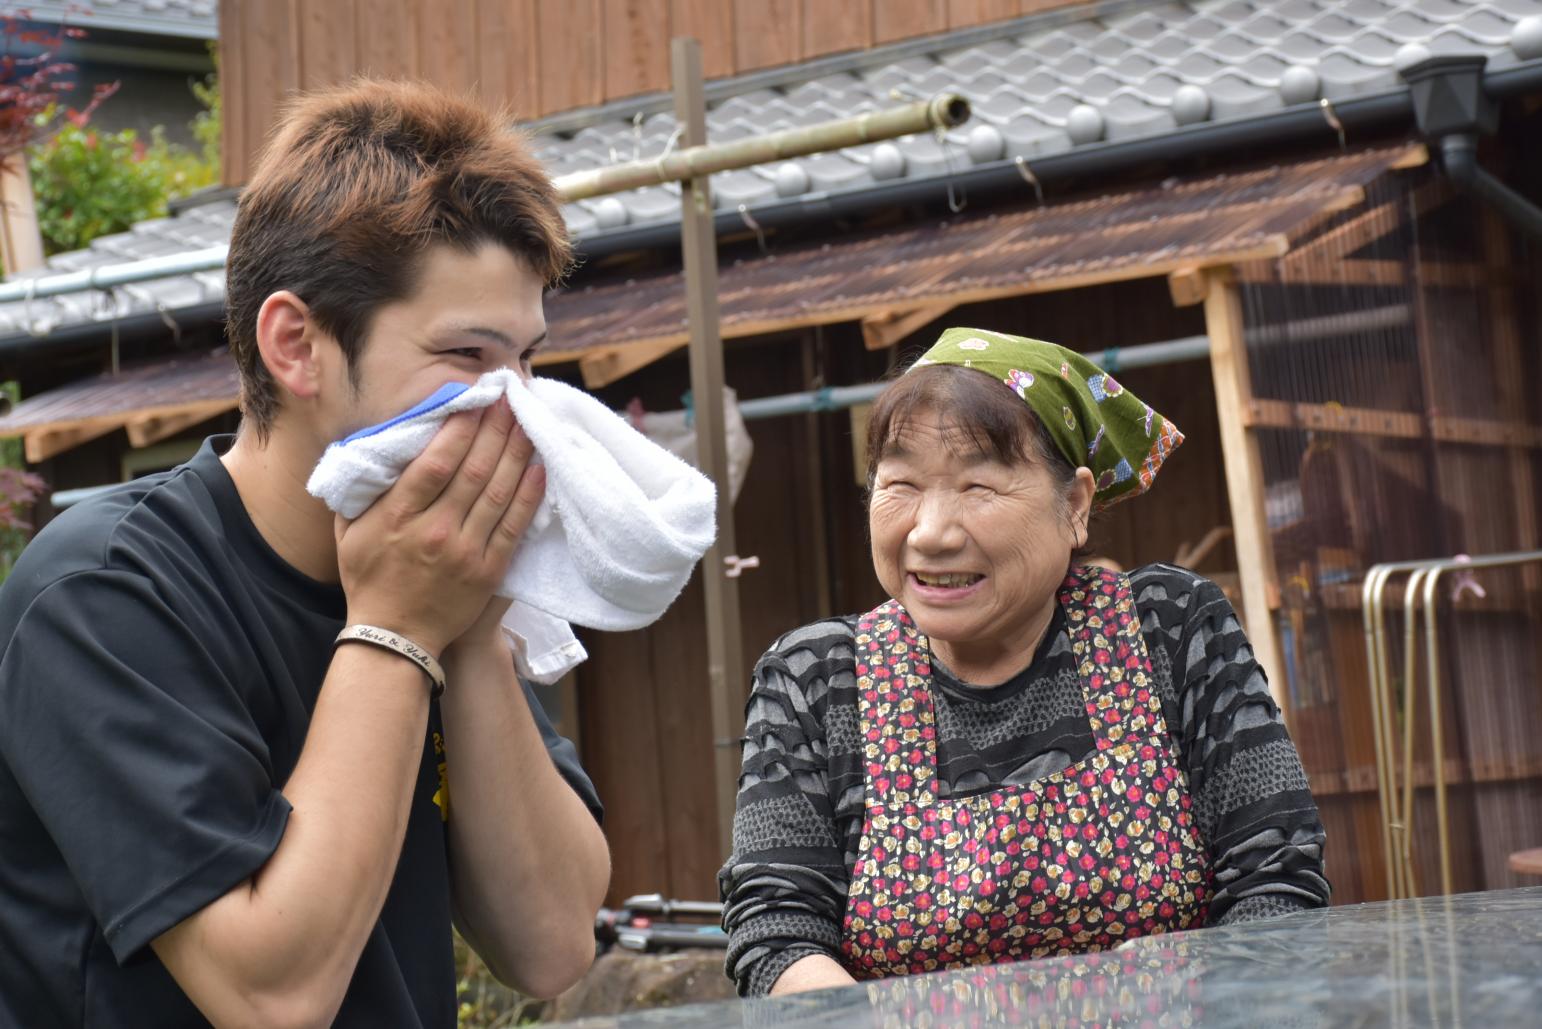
xmin=0 ymin=346 xmax=237 ymax=433
xmin=0 ymin=195 xmax=235 ymax=339
xmin=19 ymin=0 xmax=218 ymax=40
xmin=0 ymin=0 xmax=1537 ymax=342
xmin=540 ymin=144 xmax=1421 ymax=360
xmin=537 ymin=0 xmax=1542 ymax=235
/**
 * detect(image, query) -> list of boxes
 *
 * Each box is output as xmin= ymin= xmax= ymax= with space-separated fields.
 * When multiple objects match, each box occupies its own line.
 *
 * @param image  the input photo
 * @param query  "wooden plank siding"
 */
xmin=219 ymin=0 xmax=1089 ymax=184
xmin=874 ymin=0 xmax=948 ymax=45
xmin=354 ymin=0 xmax=420 ymax=80
xmin=731 ymin=0 xmax=800 ymax=73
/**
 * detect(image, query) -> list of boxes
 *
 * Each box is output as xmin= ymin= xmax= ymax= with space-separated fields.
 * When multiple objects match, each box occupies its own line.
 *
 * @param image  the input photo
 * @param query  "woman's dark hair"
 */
xmin=866 ymin=363 xmax=1074 ymax=484
xmin=864 ymin=363 xmax=1091 ymax=550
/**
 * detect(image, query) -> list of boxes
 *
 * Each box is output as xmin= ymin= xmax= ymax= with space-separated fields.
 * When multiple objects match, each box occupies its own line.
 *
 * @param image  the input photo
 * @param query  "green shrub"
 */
xmin=27 ymin=122 xmax=217 ymax=255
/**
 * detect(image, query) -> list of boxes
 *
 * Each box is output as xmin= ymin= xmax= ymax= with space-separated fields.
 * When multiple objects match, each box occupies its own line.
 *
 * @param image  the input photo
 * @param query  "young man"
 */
xmin=0 ymin=80 xmax=610 ymax=1027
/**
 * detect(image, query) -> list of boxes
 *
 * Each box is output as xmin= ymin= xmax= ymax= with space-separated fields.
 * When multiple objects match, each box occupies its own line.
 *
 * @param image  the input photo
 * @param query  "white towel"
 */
xmin=306 ymin=369 xmax=717 ymax=683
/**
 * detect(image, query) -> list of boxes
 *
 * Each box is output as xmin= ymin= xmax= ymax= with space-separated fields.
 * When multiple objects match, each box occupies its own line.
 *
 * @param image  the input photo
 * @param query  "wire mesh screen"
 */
xmin=1237 ymin=164 xmax=1542 ymax=904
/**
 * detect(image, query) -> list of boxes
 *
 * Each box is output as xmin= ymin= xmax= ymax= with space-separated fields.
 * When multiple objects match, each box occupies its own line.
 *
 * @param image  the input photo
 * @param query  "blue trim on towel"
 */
xmin=339 ymin=382 xmax=471 ymax=445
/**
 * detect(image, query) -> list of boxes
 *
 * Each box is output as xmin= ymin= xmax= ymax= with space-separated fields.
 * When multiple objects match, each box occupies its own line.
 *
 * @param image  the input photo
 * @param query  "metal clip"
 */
xmin=1449 ymin=554 xmax=1487 ymax=602
xmin=738 ymin=204 xmax=768 ymax=255
xmin=1319 ymin=97 xmax=1346 ymax=151
xmin=21 ymin=276 xmax=47 ymax=337
xmin=156 ymin=301 xmax=182 ymax=347
xmin=724 ymin=555 xmax=760 ymax=578
xmin=935 ymin=123 xmax=966 ymax=213
xmin=1014 ymin=155 xmax=1045 ymax=205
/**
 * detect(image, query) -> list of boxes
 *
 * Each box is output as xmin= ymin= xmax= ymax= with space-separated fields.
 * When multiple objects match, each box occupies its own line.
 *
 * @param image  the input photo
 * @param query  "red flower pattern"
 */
xmin=840 ymin=566 xmax=1212 ymax=979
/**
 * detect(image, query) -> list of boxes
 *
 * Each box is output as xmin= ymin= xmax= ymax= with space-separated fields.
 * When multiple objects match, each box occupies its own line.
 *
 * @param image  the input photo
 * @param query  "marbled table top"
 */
xmin=550 ymin=887 xmax=1542 ymax=1027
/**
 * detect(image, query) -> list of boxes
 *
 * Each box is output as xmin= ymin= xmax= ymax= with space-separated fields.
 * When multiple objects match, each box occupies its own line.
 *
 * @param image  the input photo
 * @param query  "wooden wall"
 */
xmin=218 ymin=0 xmax=1087 ymax=184
xmin=1238 ymin=166 xmax=1542 ymax=906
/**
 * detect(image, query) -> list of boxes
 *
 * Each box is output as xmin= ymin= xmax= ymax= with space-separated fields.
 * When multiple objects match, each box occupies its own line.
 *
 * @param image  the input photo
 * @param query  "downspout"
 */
xmin=1434 ymin=135 xmax=1542 ymax=241
xmin=1401 ymin=55 xmax=1542 ymax=243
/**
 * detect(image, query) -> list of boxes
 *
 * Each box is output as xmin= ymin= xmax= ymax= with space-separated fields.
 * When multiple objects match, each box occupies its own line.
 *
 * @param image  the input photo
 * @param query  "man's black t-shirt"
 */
xmin=0 ymin=437 xmax=602 ymax=1027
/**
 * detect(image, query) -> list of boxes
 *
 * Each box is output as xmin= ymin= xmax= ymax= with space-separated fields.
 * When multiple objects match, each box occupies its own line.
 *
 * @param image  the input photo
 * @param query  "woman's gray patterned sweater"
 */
xmin=718 ymin=563 xmax=1330 ymax=996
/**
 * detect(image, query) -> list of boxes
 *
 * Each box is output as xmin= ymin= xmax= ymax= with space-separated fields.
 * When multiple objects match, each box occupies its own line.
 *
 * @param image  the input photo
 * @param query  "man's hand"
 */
xmin=336 ymin=401 xmax=543 ymax=655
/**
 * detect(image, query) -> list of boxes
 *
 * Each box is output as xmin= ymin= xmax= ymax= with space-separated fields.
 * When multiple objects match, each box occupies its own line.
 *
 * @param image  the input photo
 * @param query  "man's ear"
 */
xmin=255 ymin=291 xmax=323 ymax=401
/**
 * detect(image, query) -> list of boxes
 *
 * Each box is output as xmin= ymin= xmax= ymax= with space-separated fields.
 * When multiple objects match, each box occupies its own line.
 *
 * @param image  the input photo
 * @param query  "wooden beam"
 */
xmin=1389 ymin=142 xmax=1431 ymax=169
xmin=1280 ymin=179 xmax=1448 ymax=274
xmin=1245 ymin=398 xmax=1542 ymax=448
xmin=529 ymin=345 xmax=594 ymax=368
xmin=25 ymin=422 xmax=117 ymax=463
xmin=1245 ymin=399 xmax=1425 ymax=439
xmin=123 ymin=399 xmax=237 ymax=448
xmin=578 ymin=337 xmax=688 ymax=388
xmin=1167 ymin=267 xmax=1208 ymax=308
xmin=0 ymin=160 xmax=45 ymax=275
xmin=1201 ymin=268 xmax=1289 ymax=715
xmin=1173 ymin=525 xmax=1232 ymax=568
xmin=1283 ymin=200 xmax=1400 ymax=269
xmin=860 ymin=303 xmax=955 ymax=350
xmin=1240 ymin=258 xmax=1488 ymax=289
xmin=674 ymin=37 xmax=746 ymax=863
xmin=1431 ymin=414 xmax=1542 ymax=449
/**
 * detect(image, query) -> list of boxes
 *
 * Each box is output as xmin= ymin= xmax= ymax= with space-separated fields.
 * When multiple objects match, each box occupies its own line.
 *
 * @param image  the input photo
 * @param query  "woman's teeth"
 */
xmin=914 ymin=572 xmax=983 ymax=588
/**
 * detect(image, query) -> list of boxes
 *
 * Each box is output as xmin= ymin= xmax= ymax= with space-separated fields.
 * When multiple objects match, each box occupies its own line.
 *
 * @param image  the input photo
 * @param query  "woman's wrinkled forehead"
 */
xmin=877 ymin=407 xmax=1022 ymax=469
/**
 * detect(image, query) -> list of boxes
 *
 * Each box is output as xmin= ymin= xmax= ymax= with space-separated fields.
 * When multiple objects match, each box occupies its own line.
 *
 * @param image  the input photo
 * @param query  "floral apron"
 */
xmin=839 ymin=565 xmax=1212 ymax=979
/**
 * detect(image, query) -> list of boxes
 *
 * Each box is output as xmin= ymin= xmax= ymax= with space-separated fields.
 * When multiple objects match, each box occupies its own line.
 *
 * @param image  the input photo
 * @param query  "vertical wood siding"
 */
xmin=219 ymin=0 xmax=1087 ymax=184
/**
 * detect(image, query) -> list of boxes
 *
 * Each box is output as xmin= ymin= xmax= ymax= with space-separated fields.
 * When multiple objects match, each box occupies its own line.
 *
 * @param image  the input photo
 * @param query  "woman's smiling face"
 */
xmin=868 ymin=405 xmax=1093 ymax=682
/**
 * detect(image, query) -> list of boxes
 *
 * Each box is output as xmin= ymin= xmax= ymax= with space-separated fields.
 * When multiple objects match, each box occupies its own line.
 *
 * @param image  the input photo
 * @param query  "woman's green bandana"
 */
xmin=912 ymin=327 xmax=1183 ymax=510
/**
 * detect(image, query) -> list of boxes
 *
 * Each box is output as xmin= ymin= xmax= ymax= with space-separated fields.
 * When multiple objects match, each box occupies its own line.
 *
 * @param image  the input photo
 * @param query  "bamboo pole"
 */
xmin=674 ymin=38 xmax=747 ymax=863
xmin=0 ymin=95 xmax=972 ymax=305
xmin=554 ymin=94 xmax=970 ymax=200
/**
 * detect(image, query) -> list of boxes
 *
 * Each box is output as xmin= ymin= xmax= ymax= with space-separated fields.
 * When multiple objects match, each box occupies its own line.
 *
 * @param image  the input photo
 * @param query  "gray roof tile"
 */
xmin=1099 ymin=95 xmax=1167 ymax=138
xmin=711 ymin=169 xmax=778 ymax=208
xmin=999 ymin=115 xmax=1070 ymax=158
xmin=20 ymin=0 xmax=216 ymax=39
xmin=1207 ymin=73 xmax=1284 ymax=118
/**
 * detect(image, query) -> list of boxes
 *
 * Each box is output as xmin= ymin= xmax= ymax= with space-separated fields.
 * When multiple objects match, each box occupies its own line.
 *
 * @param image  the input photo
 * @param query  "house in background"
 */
xmin=1 ymin=0 xmax=1540 ymax=910
xmin=12 ymin=0 xmax=216 ymax=146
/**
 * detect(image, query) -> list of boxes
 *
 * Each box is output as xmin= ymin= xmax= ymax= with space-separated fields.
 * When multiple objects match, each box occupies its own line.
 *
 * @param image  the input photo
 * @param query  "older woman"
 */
xmin=720 ymin=328 xmax=1329 ymax=997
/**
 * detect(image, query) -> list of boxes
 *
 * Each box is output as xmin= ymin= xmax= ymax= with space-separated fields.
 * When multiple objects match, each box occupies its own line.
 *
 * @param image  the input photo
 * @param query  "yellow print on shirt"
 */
xmin=432 ymin=730 xmax=449 ymax=821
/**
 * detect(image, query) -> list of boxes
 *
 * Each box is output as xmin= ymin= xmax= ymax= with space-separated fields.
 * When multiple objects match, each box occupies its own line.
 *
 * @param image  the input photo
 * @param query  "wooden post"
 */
xmin=673 ymin=37 xmax=747 ymax=860
xmin=1479 ymin=210 xmax=1541 ymax=592
xmin=0 ymin=159 xmax=45 ymax=275
xmin=1202 ymin=268 xmax=1289 ymax=716
xmin=801 ymin=330 xmax=834 ymax=617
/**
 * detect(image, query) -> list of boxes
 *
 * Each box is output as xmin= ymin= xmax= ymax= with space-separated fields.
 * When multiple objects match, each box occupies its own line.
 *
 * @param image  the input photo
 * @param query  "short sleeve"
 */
xmin=0 ymin=570 xmax=290 ymax=964
xmin=520 ymin=677 xmax=602 ymax=825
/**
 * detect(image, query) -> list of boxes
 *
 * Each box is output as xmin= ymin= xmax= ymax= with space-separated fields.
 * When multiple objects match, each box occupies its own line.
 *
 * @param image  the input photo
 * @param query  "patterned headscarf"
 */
xmin=912 ymin=327 xmax=1183 ymax=510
